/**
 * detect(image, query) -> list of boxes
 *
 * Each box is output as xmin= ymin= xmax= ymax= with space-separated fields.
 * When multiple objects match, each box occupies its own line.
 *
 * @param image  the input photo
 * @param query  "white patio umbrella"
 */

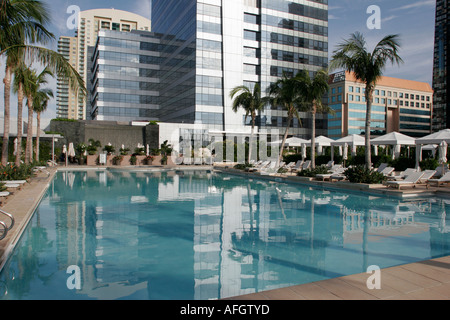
xmin=330 ymin=134 xmax=365 ymax=147
xmin=343 ymin=143 xmax=348 ymax=166
xmin=415 ymin=129 xmax=450 ymax=168
xmin=63 ymin=145 xmax=67 ymax=166
xmin=439 ymin=141 xmax=448 ymax=164
xmin=285 ymin=137 xmax=310 ymax=147
xmin=68 ymin=143 xmax=76 ymax=157
xmin=13 ymin=138 xmax=18 ymax=156
xmin=415 ymin=129 xmax=450 ymax=145
xmin=371 ymin=131 xmax=416 ymax=146
xmin=146 ymin=144 xmax=150 ymax=156
xmin=301 ymin=143 xmax=307 ymax=160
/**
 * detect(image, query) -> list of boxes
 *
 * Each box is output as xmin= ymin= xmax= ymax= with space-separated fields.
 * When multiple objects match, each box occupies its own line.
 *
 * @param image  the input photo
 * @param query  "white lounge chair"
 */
xmin=183 ymin=158 xmax=192 ymax=165
xmin=427 ymin=172 xmax=450 ymax=188
xmin=387 ymin=168 xmax=417 ymax=181
xmin=290 ymin=160 xmax=303 ymax=173
xmin=316 ymin=166 xmax=345 ymax=181
xmin=419 ymin=170 xmax=436 ymax=183
xmin=194 ymin=158 xmax=203 ymax=165
xmin=301 ymin=160 xmax=311 ymax=171
xmin=259 ymin=161 xmax=278 ymax=175
xmin=386 ymin=172 xmax=425 ymax=190
xmin=379 ymin=167 xmax=395 ymax=177
xmin=376 ymin=163 xmax=388 ymax=173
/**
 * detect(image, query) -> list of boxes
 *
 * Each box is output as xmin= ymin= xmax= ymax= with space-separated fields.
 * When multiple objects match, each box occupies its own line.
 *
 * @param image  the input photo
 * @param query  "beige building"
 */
xmin=328 ymin=71 xmax=434 ymax=139
xmin=57 ymin=9 xmax=151 ymax=120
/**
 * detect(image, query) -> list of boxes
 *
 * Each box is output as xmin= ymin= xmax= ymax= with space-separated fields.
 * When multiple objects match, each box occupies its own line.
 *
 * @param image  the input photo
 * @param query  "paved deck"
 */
xmin=0 ymin=165 xmax=449 ymax=300
xmin=226 ymin=256 xmax=450 ymax=300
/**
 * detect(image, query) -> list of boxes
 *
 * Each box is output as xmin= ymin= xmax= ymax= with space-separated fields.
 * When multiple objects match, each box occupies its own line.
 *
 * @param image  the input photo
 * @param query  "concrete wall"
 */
xmin=49 ymin=120 xmax=160 ymax=155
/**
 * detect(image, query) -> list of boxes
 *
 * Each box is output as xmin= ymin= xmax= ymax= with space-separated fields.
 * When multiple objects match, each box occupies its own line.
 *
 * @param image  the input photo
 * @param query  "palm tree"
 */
xmin=33 ymin=85 xmax=53 ymax=162
xmin=267 ymin=72 xmax=303 ymax=166
xmin=0 ymin=0 xmax=54 ymax=165
xmin=295 ymin=69 xmax=332 ymax=169
xmin=230 ymin=83 xmax=266 ymax=163
xmin=330 ymin=32 xmax=403 ymax=169
xmin=22 ymin=66 xmax=53 ymax=164
xmin=1 ymin=0 xmax=86 ymax=165
xmin=12 ymin=61 xmax=27 ymax=165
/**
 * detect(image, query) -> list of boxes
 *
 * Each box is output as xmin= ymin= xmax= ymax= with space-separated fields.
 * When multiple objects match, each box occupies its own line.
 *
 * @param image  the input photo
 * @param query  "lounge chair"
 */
xmin=183 ymin=158 xmax=192 ymax=165
xmin=301 ymin=160 xmax=311 ymax=171
xmin=379 ymin=167 xmax=395 ymax=177
xmin=247 ymin=160 xmax=270 ymax=172
xmin=387 ymin=168 xmax=417 ymax=181
xmin=385 ymin=171 xmax=425 ymax=190
xmin=427 ymin=172 xmax=450 ymax=188
xmin=325 ymin=161 xmax=334 ymax=168
xmin=259 ymin=161 xmax=278 ymax=175
xmin=194 ymin=158 xmax=203 ymax=165
xmin=376 ymin=163 xmax=388 ymax=173
xmin=419 ymin=170 xmax=436 ymax=183
xmin=315 ymin=166 xmax=345 ymax=181
xmin=290 ymin=160 xmax=303 ymax=173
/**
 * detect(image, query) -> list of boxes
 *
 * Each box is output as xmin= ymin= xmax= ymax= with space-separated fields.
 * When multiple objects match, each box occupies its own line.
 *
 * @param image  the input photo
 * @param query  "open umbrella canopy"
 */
xmin=312 ymin=135 xmax=334 ymax=147
xmin=330 ymin=134 xmax=365 ymax=146
xmin=416 ymin=129 xmax=450 ymax=145
xmin=371 ymin=131 xmax=416 ymax=146
xmin=269 ymin=137 xmax=309 ymax=147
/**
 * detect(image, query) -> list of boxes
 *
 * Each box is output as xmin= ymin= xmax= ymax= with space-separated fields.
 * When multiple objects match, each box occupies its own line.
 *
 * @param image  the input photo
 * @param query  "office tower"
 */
xmin=432 ymin=0 xmax=449 ymax=131
xmin=151 ymin=0 xmax=329 ymax=138
xmin=328 ymin=72 xmax=433 ymax=139
xmin=57 ymin=9 xmax=151 ymax=120
xmin=90 ymin=30 xmax=162 ymax=121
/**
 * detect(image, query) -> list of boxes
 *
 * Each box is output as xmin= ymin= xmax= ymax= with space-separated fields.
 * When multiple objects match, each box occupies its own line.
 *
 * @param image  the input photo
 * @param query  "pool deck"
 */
xmin=0 ymin=164 xmax=449 ymax=300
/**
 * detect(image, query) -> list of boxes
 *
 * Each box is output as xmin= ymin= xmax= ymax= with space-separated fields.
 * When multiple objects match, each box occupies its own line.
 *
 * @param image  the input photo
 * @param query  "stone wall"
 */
xmin=49 ymin=120 xmax=160 ymax=156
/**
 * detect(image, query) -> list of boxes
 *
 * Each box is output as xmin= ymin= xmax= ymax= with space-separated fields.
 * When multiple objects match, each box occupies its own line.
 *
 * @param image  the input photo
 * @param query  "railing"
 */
xmin=0 ymin=209 xmax=14 ymax=241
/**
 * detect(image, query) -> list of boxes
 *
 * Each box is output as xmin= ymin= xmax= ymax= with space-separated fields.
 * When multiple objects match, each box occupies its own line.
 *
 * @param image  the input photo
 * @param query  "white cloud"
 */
xmin=391 ymin=0 xmax=435 ymax=12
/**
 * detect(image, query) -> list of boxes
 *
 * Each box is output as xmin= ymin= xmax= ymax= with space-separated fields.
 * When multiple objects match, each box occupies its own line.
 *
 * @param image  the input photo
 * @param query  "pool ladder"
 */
xmin=0 ymin=209 xmax=14 ymax=240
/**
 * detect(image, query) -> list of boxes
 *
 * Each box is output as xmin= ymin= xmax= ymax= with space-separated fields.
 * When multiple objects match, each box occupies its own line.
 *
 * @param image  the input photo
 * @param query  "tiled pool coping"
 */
xmin=0 ymin=165 xmax=449 ymax=300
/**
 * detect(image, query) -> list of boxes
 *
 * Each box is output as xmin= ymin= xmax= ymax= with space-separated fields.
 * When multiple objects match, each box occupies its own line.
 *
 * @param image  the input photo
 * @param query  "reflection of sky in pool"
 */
xmin=1 ymin=170 xmax=449 ymax=300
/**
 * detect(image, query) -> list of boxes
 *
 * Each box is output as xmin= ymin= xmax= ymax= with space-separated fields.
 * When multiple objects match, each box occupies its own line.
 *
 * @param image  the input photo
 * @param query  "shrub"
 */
xmin=0 ymin=163 xmax=34 ymax=181
xmin=344 ymin=165 xmax=386 ymax=184
xmin=130 ymin=155 xmax=137 ymax=165
xmin=234 ymin=163 xmax=253 ymax=170
xmin=419 ymin=158 xmax=439 ymax=170
xmin=297 ymin=165 xmax=330 ymax=177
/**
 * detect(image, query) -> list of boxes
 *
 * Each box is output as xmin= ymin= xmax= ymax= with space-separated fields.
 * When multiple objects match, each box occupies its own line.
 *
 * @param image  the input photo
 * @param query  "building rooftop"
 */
xmin=331 ymin=71 xmax=433 ymax=93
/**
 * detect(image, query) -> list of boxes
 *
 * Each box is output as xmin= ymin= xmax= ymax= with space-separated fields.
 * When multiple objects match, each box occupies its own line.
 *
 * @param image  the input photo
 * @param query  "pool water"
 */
xmin=0 ymin=169 xmax=449 ymax=300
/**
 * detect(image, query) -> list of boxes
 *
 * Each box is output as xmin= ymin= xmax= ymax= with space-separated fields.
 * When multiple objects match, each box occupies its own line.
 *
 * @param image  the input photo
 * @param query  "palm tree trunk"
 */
xmin=365 ymin=86 xmax=373 ymax=169
xmin=2 ymin=66 xmax=12 ymax=166
xmin=25 ymin=96 xmax=34 ymax=164
xmin=248 ymin=115 xmax=255 ymax=164
xmin=311 ymin=105 xmax=316 ymax=169
xmin=15 ymin=83 xmax=24 ymax=166
xmin=278 ymin=110 xmax=293 ymax=167
xmin=35 ymin=112 xmax=41 ymax=162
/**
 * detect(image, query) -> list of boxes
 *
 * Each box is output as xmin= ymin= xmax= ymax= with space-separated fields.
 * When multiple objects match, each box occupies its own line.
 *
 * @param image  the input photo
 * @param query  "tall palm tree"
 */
xmin=0 ymin=0 xmax=54 ymax=165
xmin=22 ymin=66 xmax=52 ymax=164
xmin=12 ymin=61 xmax=27 ymax=165
xmin=295 ymin=69 xmax=332 ymax=169
xmin=33 ymin=85 xmax=53 ymax=161
xmin=230 ymin=83 xmax=266 ymax=164
xmin=267 ymin=72 xmax=303 ymax=166
xmin=330 ymin=32 xmax=403 ymax=169
xmin=1 ymin=0 xmax=86 ymax=165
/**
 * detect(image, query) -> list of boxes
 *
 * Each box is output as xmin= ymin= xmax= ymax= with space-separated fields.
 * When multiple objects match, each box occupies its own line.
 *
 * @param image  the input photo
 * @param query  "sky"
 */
xmin=0 ymin=0 xmax=437 ymax=129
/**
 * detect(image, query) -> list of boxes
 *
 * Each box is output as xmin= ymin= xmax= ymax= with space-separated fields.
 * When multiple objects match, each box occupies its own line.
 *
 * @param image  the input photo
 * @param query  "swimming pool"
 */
xmin=0 ymin=169 xmax=449 ymax=300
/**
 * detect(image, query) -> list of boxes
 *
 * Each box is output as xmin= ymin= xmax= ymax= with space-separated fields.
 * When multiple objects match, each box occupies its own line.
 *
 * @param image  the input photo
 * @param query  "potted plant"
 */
xmin=159 ymin=140 xmax=173 ymax=165
xmin=103 ymin=144 xmax=115 ymax=156
xmin=119 ymin=146 xmax=130 ymax=155
xmin=76 ymin=143 xmax=87 ymax=165
xmin=130 ymin=154 xmax=137 ymax=165
xmin=87 ymin=139 xmax=101 ymax=155
xmin=112 ymin=155 xmax=123 ymax=165
xmin=145 ymin=155 xmax=154 ymax=165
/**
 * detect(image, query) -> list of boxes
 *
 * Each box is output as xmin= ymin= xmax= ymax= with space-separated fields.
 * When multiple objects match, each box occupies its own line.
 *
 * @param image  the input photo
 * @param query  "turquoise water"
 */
xmin=0 ymin=169 xmax=449 ymax=300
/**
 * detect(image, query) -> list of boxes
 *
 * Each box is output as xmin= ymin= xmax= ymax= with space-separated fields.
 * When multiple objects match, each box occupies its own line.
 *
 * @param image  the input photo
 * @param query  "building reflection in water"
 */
xmin=0 ymin=170 xmax=449 ymax=300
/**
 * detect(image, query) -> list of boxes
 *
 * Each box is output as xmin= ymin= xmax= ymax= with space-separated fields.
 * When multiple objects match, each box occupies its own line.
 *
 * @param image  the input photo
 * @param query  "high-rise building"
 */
xmin=150 ymin=0 xmax=329 ymax=138
xmin=56 ymin=9 xmax=151 ymax=120
xmin=432 ymin=0 xmax=449 ymax=131
xmin=328 ymin=72 xmax=433 ymax=139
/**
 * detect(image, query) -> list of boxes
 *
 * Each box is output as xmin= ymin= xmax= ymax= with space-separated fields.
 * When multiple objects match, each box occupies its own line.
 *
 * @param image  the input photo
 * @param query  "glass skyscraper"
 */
xmin=432 ymin=0 xmax=449 ymax=131
xmin=150 ymin=0 xmax=329 ymax=138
